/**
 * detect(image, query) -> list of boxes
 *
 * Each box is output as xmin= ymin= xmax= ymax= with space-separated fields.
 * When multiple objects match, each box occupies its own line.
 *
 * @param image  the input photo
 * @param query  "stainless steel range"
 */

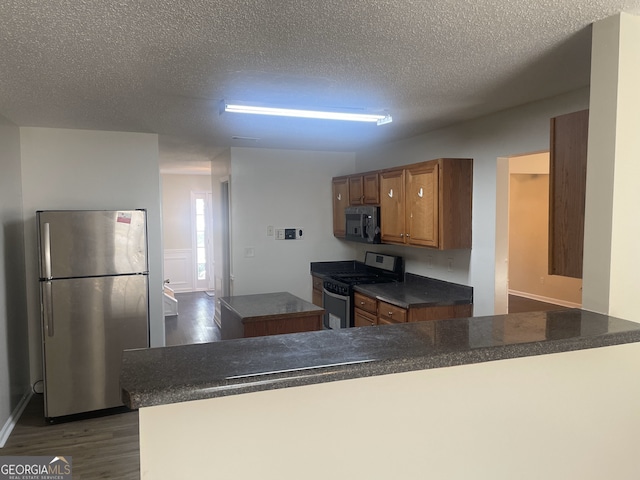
xmin=322 ymin=252 xmax=403 ymax=329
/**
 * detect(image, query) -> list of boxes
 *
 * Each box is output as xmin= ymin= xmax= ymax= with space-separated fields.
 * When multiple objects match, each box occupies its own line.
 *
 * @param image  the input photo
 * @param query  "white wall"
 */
xmin=19 ymin=127 xmax=164 ymax=384
xmin=355 ymin=88 xmax=590 ymax=316
xmin=0 ymin=115 xmax=30 ymax=444
xmin=161 ymin=174 xmax=212 ymax=250
xmin=230 ymin=148 xmax=356 ymax=302
xmin=583 ymin=13 xmax=640 ymax=322
xmin=139 ymin=341 xmax=640 ymax=480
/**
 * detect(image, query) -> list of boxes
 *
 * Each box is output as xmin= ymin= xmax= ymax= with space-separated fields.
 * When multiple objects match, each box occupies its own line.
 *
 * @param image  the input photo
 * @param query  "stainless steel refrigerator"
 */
xmin=37 ymin=209 xmax=150 ymax=419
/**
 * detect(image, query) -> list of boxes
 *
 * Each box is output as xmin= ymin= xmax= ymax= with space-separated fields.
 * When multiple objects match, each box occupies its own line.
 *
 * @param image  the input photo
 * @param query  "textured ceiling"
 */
xmin=1 ymin=1 xmax=640 ymax=171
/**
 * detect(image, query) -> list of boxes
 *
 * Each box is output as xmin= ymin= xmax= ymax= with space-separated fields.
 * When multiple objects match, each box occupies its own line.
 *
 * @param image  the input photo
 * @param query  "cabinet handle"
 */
xmin=388 ymin=311 xmax=393 ymax=316
xmin=400 ymin=233 xmax=404 ymax=238
xmin=360 ymin=301 xmax=365 ymax=305
xmin=388 ymin=189 xmax=393 ymax=198
xmin=337 ymin=193 xmax=341 ymax=201
xmin=418 ymin=187 xmax=423 ymax=198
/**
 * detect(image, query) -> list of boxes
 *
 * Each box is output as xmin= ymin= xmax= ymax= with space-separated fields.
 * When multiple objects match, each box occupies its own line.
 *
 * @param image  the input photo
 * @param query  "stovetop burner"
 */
xmin=322 ymin=255 xmax=403 ymax=296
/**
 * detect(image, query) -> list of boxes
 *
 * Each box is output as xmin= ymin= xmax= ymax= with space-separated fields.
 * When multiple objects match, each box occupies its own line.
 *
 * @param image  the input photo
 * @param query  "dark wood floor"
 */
xmin=1 ymin=395 xmax=140 ymax=479
xmin=165 ymin=291 xmax=220 ymax=345
xmin=508 ymin=294 xmax=571 ymax=313
xmin=2 ymin=292 xmax=218 ymax=479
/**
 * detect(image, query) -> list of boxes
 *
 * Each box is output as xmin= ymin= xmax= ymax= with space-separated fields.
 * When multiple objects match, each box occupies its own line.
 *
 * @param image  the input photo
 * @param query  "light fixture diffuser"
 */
xmin=222 ymin=101 xmax=392 ymax=125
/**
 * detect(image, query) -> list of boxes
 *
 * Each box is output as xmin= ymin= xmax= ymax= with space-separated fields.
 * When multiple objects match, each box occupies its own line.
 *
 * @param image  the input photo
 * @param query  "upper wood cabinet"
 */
xmin=548 ymin=109 xmax=589 ymax=278
xmin=379 ymin=158 xmax=473 ymax=250
xmin=349 ymin=173 xmax=379 ymax=205
xmin=332 ymin=176 xmax=349 ymax=237
xmin=406 ymin=162 xmax=439 ymax=247
xmin=379 ymin=169 xmax=406 ymax=243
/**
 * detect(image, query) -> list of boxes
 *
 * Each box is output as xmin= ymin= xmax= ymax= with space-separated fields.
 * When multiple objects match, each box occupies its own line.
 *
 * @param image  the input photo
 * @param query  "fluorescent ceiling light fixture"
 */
xmin=222 ymin=101 xmax=392 ymax=125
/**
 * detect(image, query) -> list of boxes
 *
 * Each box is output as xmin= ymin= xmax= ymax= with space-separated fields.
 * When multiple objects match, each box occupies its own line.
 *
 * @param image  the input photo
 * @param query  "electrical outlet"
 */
xmin=426 ymin=256 xmax=433 ymax=269
xmin=267 ymin=225 xmax=274 ymax=236
xmin=244 ymin=247 xmax=255 ymax=258
xmin=447 ymin=257 xmax=453 ymax=272
xmin=275 ymin=229 xmax=285 ymax=240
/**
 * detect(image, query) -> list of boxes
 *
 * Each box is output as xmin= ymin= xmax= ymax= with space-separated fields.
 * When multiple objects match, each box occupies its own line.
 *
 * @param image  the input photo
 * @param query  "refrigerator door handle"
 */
xmin=43 ymin=281 xmax=54 ymax=337
xmin=42 ymin=222 xmax=52 ymax=280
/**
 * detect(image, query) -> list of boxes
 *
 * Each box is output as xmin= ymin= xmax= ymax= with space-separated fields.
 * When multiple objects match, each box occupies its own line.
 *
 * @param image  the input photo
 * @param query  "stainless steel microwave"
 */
xmin=345 ymin=206 xmax=381 ymax=243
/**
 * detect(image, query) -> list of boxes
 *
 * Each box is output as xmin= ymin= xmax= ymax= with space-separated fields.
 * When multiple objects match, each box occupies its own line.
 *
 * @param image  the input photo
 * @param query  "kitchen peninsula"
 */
xmin=122 ymin=310 xmax=640 ymax=479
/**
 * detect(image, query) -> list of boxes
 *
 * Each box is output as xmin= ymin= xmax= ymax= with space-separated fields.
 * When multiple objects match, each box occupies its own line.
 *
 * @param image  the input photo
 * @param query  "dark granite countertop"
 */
xmin=121 ymin=309 xmax=640 ymax=409
xmin=219 ymin=292 xmax=323 ymax=322
xmin=354 ymin=273 xmax=473 ymax=309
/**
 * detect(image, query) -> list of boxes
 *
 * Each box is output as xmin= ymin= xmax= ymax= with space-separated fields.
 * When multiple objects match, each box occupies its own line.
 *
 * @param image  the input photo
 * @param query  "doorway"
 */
xmin=160 ymin=174 xmax=213 ymax=293
xmin=495 ymin=152 xmax=582 ymax=313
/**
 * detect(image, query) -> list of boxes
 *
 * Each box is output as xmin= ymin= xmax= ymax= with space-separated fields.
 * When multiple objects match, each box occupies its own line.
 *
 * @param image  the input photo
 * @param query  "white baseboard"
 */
xmin=509 ymin=290 xmax=582 ymax=309
xmin=0 ymin=390 xmax=33 ymax=448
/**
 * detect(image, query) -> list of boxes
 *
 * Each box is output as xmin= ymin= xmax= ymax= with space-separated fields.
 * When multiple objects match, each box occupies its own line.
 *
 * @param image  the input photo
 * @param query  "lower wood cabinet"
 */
xmin=354 ymin=292 xmax=376 ymax=314
xmin=406 ymin=304 xmax=473 ymax=322
xmin=354 ymin=291 xmax=472 ymax=327
xmin=354 ymin=291 xmax=377 ymax=327
xmin=312 ymin=275 xmax=323 ymax=307
xmin=354 ymin=308 xmax=377 ymax=327
xmin=378 ymin=300 xmax=407 ymax=324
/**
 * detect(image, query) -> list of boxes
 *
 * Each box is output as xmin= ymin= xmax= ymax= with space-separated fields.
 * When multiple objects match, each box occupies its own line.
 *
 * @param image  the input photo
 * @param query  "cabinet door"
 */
xmin=378 ymin=300 xmax=407 ymax=324
xmin=549 ymin=109 xmax=588 ymax=278
xmin=354 ymin=308 xmax=377 ymax=327
xmin=363 ymin=173 xmax=380 ymax=204
xmin=379 ymin=169 xmax=406 ymax=244
xmin=406 ymin=162 xmax=439 ymax=247
xmin=332 ymin=177 xmax=349 ymax=237
xmin=349 ymin=176 xmax=364 ymax=205
xmin=354 ymin=291 xmax=377 ymax=314
xmin=311 ymin=276 xmax=323 ymax=307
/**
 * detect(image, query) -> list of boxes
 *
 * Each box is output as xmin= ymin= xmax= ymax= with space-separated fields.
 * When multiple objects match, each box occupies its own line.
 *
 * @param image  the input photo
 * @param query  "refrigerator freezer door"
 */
xmin=42 ymin=274 xmax=149 ymax=418
xmin=38 ymin=210 xmax=147 ymax=279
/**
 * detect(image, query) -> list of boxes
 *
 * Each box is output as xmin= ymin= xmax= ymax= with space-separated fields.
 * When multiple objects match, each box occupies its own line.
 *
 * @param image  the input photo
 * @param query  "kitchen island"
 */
xmin=219 ymin=291 xmax=324 ymax=340
xmin=122 ymin=310 xmax=640 ymax=479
